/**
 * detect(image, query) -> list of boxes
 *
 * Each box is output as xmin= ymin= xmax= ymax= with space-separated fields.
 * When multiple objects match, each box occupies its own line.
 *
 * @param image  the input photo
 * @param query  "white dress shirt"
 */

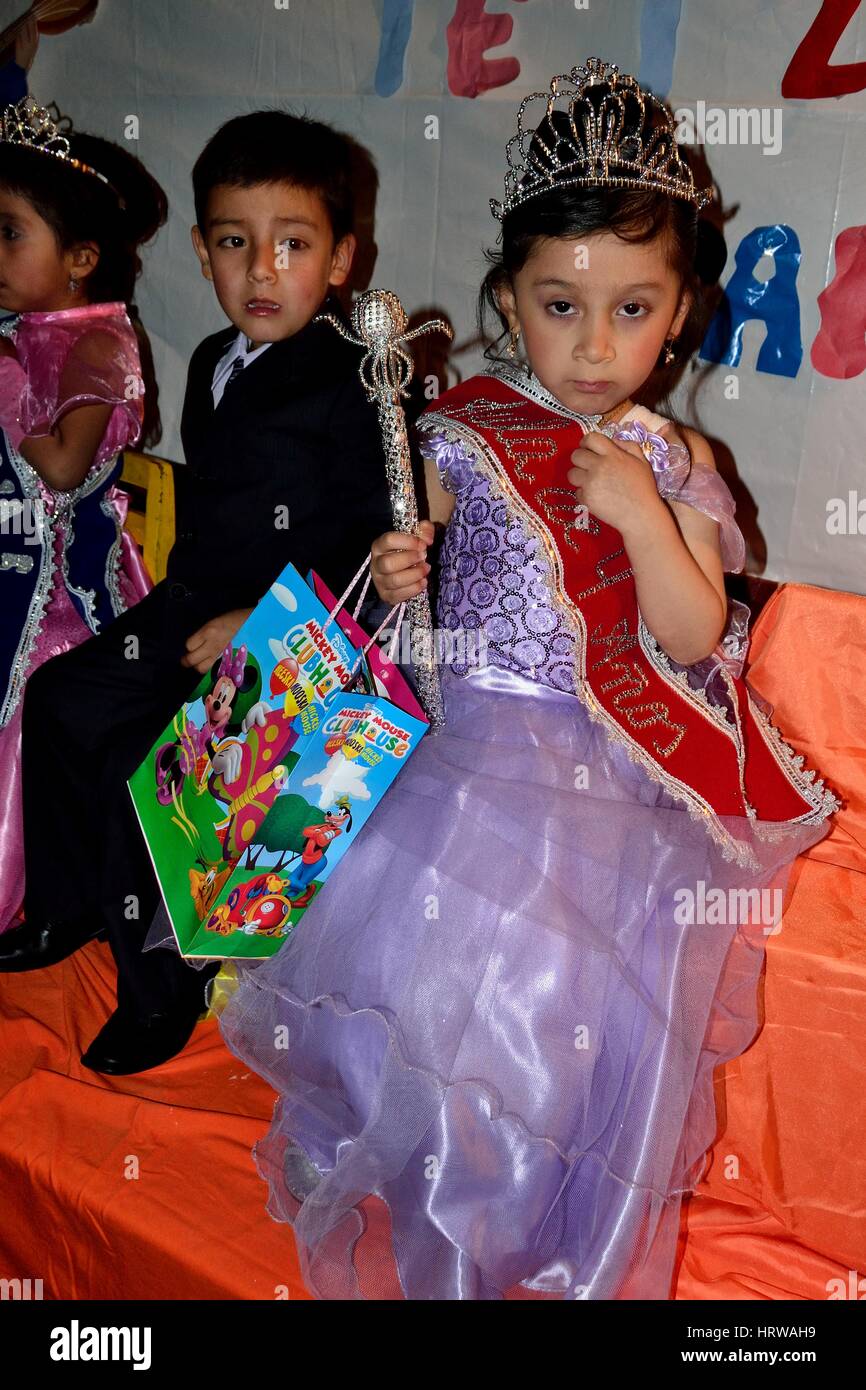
xmin=211 ymin=331 xmax=272 ymax=407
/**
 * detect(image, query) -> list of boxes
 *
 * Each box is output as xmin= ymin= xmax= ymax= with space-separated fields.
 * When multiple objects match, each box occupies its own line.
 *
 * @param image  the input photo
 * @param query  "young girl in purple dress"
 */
xmin=217 ymin=59 xmax=840 ymax=1300
xmin=0 ymin=97 xmax=166 ymax=931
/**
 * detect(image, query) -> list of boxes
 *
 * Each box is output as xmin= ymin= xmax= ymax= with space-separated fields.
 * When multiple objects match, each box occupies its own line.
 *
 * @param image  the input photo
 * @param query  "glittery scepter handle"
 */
xmin=313 ymin=289 xmax=452 ymax=729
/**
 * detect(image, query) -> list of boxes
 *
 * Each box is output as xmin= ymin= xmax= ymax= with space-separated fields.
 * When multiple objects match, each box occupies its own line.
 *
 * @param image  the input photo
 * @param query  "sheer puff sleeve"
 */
xmin=600 ymin=405 xmax=746 ymax=572
xmin=0 ymin=302 xmax=144 ymax=470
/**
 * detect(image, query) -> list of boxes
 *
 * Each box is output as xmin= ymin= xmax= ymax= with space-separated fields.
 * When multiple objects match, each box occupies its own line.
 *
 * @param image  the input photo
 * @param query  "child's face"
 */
xmin=0 ymin=189 xmax=97 ymax=313
xmin=497 ymin=228 xmax=690 ymax=416
xmin=192 ymin=180 xmax=354 ymax=348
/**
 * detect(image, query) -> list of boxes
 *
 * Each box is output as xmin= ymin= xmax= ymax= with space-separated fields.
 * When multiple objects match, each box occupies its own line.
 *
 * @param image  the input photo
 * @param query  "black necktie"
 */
xmin=224 ymin=354 xmax=245 ymax=390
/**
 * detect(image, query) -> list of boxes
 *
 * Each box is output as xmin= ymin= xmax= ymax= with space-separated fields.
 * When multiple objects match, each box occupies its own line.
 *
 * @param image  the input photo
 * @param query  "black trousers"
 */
xmin=21 ymin=579 xmax=223 ymax=1017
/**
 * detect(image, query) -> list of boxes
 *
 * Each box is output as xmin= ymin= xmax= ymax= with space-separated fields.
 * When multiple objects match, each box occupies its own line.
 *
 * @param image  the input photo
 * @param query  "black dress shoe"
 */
xmin=80 ymin=999 xmax=205 ymax=1075
xmin=0 ymin=914 xmax=106 ymax=972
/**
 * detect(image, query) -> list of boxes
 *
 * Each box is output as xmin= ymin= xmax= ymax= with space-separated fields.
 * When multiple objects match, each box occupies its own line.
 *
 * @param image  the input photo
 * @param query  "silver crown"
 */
xmin=491 ymin=56 xmax=714 ymax=221
xmin=0 ymin=96 xmax=124 ymax=207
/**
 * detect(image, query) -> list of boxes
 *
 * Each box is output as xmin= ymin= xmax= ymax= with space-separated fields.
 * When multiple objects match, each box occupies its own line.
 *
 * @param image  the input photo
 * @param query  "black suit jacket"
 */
xmin=166 ymin=294 xmax=394 ymax=629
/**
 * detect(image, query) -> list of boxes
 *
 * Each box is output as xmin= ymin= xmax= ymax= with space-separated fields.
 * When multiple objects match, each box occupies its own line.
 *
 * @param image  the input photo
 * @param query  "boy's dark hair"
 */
xmin=192 ymin=109 xmax=356 ymax=245
xmin=478 ymin=106 xmax=722 ymax=419
xmin=0 ymin=126 xmax=168 ymax=446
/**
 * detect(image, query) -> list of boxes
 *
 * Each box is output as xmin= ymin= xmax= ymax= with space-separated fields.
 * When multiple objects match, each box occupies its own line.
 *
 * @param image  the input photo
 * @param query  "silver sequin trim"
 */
xmin=0 ymin=436 xmax=56 ymax=727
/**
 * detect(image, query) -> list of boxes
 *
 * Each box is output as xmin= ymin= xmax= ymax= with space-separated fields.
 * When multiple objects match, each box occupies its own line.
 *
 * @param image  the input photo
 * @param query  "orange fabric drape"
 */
xmin=0 ymin=582 xmax=863 ymax=1300
xmin=675 ymin=584 xmax=866 ymax=1300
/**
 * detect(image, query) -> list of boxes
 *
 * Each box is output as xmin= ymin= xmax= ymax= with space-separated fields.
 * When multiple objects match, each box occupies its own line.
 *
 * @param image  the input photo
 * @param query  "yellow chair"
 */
xmin=119 ymin=450 xmax=176 ymax=584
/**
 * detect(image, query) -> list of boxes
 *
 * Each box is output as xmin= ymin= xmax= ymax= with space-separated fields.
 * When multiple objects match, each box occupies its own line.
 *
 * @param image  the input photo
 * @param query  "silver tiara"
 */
xmin=0 ymin=96 xmax=124 ymax=207
xmin=491 ymin=56 xmax=714 ymax=221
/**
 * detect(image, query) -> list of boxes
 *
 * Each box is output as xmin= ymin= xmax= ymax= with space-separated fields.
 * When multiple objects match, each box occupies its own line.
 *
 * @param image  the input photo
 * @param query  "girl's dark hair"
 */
xmin=0 ymin=125 xmax=168 ymax=445
xmin=478 ymin=110 xmax=719 ymax=419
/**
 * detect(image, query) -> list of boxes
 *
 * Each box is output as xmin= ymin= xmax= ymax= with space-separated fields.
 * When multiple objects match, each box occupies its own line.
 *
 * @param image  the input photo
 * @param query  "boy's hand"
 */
xmin=181 ymin=607 xmax=253 ymax=673
xmin=370 ymin=520 xmax=435 ymax=604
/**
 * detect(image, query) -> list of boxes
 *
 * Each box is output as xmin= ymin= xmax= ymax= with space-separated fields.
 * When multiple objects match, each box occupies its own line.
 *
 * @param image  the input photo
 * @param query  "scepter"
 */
xmin=314 ymin=290 xmax=452 ymax=729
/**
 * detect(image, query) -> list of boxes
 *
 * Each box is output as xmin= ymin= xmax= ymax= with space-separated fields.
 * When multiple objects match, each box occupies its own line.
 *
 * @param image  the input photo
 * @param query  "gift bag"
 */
xmin=128 ymin=558 xmax=428 ymax=960
xmin=306 ymin=567 xmax=427 ymax=721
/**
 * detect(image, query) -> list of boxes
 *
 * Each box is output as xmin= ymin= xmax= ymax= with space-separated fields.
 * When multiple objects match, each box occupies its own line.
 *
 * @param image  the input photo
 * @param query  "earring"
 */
xmin=662 ymin=337 xmax=676 ymax=365
xmin=506 ymin=326 xmax=519 ymax=358
xmin=68 ymin=275 xmax=80 ymax=293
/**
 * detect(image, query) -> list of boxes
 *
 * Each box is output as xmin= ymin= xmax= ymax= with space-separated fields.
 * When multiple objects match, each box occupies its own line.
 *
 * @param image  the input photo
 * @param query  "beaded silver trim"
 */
xmin=0 ymin=552 xmax=33 ymax=573
xmin=58 ymin=507 xmax=99 ymax=631
xmin=0 ymin=437 xmax=56 ymax=727
xmin=0 ymin=442 xmax=129 ymax=726
xmin=100 ymin=490 xmax=128 ymax=619
xmin=637 ymin=616 xmax=738 ymax=736
xmin=54 ymin=453 xmax=124 ymax=635
xmin=718 ymin=665 xmax=759 ymax=819
xmin=745 ymin=694 xmax=842 ymax=824
xmin=483 ymin=359 xmax=604 ymax=428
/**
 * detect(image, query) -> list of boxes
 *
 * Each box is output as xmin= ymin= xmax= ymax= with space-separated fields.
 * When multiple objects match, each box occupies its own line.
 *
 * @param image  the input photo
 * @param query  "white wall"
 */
xmin=20 ymin=0 xmax=866 ymax=594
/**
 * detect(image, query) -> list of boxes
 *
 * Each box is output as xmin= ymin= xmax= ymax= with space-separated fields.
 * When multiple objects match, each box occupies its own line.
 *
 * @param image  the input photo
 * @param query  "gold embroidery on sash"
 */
xmin=589 ymin=619 xmax=687 ymax=758
xmin=594 ymin=656 xmax=683 ymax=756
xmin=535 ymin=485 xmax=600 ymax=553
xmin=588 ymin=617 xmax=637 ymax=667
xmin=454 ymin=397 xmax=573 ymax=484
xmin=575 ymin=546 xmax=634 ymax=599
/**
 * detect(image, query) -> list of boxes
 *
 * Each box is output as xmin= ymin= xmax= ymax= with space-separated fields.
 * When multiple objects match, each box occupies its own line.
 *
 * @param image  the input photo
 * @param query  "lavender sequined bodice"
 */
xmin=433 ymin=442 xmax=580 ymax=689
xmin=422 ymin=425 xmax=754 ymax=707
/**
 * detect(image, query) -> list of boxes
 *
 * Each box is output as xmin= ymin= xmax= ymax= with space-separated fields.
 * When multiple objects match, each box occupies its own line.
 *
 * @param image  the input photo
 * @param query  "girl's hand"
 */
xmin=181 ymin=607 xmax=253 ymax=674
xmin=567 ymin=431 xmax=665 ymax=536
xmin=370 ymin=520 xmax=434 ymax=604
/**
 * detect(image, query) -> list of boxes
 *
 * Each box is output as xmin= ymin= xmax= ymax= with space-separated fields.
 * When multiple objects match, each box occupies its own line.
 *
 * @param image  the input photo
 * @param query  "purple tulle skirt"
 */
xmin=217 ymin=663 xmax=829 ymax=1300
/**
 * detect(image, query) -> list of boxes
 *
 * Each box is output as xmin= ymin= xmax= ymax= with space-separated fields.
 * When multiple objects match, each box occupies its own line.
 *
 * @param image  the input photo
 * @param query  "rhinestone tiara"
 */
xmin=491 ymin=56 xmax=714 ymax=221
xmin=0 ymin=96 xmax=125 ymax=208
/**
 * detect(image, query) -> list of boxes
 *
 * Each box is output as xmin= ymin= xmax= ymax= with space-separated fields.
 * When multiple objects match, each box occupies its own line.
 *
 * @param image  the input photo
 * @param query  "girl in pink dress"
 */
xmin=0 ymin=96 xmax=168 ymax=931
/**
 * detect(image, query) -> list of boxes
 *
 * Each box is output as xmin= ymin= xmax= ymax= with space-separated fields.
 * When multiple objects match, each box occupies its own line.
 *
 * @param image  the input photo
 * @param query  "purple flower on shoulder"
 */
xmin=425 ymin=432 xmax=477 ymax=492
xmin=604 ymin=417 xmax=692 ymax=498
xmin=612 ymin=418 xmax=674 ymax=471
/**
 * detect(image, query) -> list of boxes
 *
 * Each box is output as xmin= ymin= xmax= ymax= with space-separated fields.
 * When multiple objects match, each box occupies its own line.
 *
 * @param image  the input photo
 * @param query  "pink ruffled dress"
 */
xmin=0 ymin=302 xmax=152 ymax=931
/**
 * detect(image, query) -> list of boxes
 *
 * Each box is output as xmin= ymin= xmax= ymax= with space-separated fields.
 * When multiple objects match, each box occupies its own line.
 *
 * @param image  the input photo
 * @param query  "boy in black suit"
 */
xmin=0 ymin=112 xmax=394 ymax=1073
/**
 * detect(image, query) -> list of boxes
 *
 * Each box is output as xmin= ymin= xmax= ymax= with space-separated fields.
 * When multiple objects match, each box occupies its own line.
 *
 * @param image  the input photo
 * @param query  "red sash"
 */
xmin=418 ymin=371 xmax=838 ymax=860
